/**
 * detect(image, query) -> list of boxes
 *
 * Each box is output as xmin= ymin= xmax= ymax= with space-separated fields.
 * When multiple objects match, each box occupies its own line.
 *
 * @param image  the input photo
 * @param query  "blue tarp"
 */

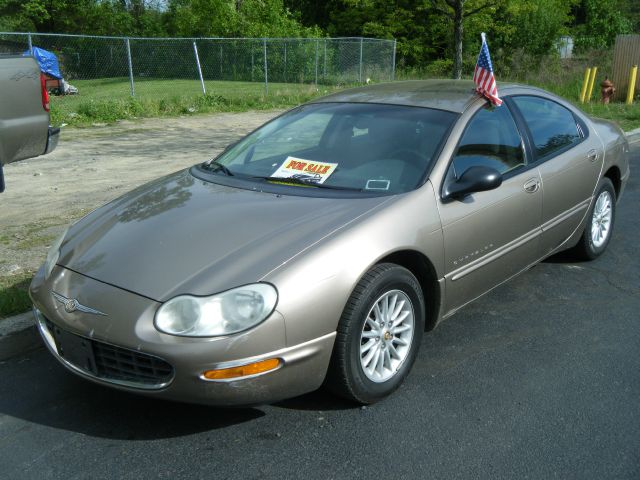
xmin=23 ymin=47 xmax=62 ymax=79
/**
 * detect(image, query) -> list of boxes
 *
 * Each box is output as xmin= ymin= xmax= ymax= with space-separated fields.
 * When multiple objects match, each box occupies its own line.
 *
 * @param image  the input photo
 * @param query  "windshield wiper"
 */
xmin=204 ymin=160 xmax=234 ymax=176
xmin=253 ymin=176 xmax=362 ymax=191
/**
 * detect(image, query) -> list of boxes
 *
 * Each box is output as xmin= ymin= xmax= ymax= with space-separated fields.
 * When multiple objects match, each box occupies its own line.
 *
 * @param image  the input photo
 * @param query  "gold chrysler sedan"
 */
xmin=30 ymin=80 xmax=630 ymax=405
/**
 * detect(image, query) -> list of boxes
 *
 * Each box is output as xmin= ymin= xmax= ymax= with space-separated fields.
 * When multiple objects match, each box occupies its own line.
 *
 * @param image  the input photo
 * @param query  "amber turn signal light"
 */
xmin=203 ymin=358 xmax=281 ymax=380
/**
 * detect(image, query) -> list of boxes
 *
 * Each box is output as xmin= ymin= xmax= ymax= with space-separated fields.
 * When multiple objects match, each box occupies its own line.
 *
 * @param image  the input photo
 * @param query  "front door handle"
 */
xmin=587 ymin=149 xmax=599 ymax=162
xmin=523 ymin=178 xmax=540 ymax=194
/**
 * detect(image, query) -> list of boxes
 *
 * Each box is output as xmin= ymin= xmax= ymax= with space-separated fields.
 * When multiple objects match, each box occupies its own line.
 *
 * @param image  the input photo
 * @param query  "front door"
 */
xmin=437 ymin=103 xmax=543 ymax=316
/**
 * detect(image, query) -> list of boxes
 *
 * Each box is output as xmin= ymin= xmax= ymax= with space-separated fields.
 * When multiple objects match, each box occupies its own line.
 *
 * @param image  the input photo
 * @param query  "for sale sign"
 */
xmin=271 ymin=157 xmax=338 ymax=184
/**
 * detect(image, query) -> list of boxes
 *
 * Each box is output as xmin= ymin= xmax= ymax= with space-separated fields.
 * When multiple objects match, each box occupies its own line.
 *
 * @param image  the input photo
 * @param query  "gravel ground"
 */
xmin=0 ymin=110 xmax=281 ymax=276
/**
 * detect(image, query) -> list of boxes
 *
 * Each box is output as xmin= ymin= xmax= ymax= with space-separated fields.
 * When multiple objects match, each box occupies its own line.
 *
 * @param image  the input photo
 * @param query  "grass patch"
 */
xmin=0 ymin=273 xmax=33 ymax=320
xmin=51 ymin=78 xmax=342 ymax=127
xmin=13 ymin=234 xmax=56 ymax=251
xmin=574 ymin=103 xmax=640 ymax=131
xmin=1 ymin=222 xmax=64 ymax=251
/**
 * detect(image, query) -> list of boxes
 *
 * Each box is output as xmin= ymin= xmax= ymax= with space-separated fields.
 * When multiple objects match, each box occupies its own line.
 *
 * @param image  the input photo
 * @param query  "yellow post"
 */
xmin=580 ymin=68 xmax=591 ymax=103
xmin=626 ymin=65 xmax=638 ymax=105
xmin=586 ymin=66 xmax=598 ymax=103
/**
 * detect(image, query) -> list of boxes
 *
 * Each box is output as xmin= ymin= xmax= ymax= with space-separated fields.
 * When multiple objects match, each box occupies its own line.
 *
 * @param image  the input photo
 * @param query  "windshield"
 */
xmin=200 ymin=102 xmax=456 ymax=195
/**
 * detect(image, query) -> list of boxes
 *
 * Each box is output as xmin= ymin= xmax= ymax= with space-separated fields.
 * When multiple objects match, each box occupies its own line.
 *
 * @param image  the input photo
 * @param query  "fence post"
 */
xmin=323 ymin=39 xmax=327 ymax=81
xmin=586 ymin=66 xmax=598 ymax=102
xmin=193 ymin=41 xmax=206 ymax=95
xmin=315 ymin=39 xmax=319 ymax=86
xmin=284 ymin=42 xmax=287 ymax=83
xmin=580 ymin=68 xmax=591 ymax=103
xmin=627 ymin=65 xmax=638 ymax=105
xmin=263 ymin=38 xmax=268 ymax=95
xmin=251 ymin=48 xmax=254 ymax=82
xmin=359 ymin=37 xmax=364 ymax=83
xmin=391 ymin=39 xmax=397 ymax=81
xmin=219 ymin=44 xmax=223 ymax=78
xmin=125 ymin=37 xmax=135 ymax=97
xmin=27 ymin=33 xmax=33 ymax=54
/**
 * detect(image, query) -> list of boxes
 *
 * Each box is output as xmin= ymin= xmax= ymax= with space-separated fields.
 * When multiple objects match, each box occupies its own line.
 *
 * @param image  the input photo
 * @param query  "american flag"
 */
xmin=473 ymin=33 xmax=502 ymax=106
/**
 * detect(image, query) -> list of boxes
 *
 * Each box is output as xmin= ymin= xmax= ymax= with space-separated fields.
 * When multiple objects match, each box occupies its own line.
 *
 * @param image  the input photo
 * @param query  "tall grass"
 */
xmin=50 ymin=79 xmax=341 ymax=127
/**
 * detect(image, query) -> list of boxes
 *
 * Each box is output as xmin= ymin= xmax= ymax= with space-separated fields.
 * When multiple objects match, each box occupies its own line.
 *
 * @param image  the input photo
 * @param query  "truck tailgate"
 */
xmin=0 ymin=56 xmax=50 ymax=166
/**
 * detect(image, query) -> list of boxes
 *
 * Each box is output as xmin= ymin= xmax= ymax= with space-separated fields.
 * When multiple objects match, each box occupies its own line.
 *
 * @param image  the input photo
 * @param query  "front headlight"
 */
xmin=44 ymin=228 xmax=68 ymax=279
xmin=154 ymin=283 xmax=278 ymax=337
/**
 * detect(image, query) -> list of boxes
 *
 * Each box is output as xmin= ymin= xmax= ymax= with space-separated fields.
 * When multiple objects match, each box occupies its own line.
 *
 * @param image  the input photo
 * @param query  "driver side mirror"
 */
xmin=442 ymin=165 xmax=502 ymax=201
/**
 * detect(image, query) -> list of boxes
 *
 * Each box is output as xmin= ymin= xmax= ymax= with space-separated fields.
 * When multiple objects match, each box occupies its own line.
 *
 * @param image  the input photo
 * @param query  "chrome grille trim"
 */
xmin=34 ymin=308 xmax=174 ymax=390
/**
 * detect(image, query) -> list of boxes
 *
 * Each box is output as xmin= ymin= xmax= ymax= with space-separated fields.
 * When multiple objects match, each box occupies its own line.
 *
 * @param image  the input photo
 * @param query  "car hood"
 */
xmin=58 ymin=169 xmax=391 ymax=302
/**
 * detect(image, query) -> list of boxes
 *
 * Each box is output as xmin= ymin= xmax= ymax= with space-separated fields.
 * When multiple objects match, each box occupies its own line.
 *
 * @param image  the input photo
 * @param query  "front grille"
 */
xmin=93 ymin=341 xmax=173 ymax=386
xmin=44 ymin=318 xmax=174 ymax=388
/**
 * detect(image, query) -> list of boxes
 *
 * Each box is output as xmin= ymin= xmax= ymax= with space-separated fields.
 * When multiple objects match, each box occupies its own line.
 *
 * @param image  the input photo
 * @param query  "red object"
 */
xmin=40 ymin=72 xmax=50 ymax=112
xmin=44 ymin=73 xmax=61 ymax=91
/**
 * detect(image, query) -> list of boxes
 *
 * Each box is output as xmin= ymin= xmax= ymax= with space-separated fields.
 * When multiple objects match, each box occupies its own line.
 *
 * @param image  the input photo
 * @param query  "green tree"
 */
xmin=165 ymin=0 xmax=318 ymax=38
xmin=486 ymin=0 xmax=576 ymax=59
xmin=164 ymin=0 xmax=237 ymax=37
xmin=0 ymin=0 xmax=167 ymax=36
xmin=572 ymin=0 xmax=632 ymax=51
xmin=428 ymin=0 xmax=499 ymax=79
xmin=234 ymin=0 xmax=321 ymax=37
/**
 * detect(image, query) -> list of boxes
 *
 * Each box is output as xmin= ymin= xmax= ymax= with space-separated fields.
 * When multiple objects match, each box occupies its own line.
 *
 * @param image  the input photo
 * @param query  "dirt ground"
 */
xmin=0 ymin=110 xmax=281 ymax=276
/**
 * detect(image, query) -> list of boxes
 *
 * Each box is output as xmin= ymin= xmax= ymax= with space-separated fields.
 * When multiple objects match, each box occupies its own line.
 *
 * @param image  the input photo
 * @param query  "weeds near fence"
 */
xmin=50 ymin=79 xmax=341 ymax=127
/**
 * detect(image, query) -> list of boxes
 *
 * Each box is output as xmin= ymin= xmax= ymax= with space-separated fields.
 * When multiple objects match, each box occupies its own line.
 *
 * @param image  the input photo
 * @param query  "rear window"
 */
xmin=512 ymin=96 xmax=581 ymax=159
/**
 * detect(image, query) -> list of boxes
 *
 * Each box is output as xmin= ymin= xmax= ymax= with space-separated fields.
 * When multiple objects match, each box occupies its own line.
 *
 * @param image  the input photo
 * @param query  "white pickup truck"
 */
xmin=0 ymin=55 xmax=60 ymax=192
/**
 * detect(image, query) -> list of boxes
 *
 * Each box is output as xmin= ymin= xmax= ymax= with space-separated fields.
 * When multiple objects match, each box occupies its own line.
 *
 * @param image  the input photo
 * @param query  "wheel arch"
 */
xmin=376 ymin=250 xmax=441 ymax=331
xmin=603 ymin=165 xmax=622 ymax=199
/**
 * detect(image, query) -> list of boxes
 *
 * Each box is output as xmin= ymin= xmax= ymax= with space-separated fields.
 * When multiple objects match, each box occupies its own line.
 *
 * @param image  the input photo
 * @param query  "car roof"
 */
xmin=311 ymin=79 xmax=536 ymax=113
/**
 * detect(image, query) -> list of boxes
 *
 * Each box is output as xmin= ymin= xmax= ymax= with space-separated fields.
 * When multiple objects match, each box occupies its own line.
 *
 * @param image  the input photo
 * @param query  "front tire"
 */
xmin=326 ymin=263 xmax=425 ymax=404
xmin=573 ymin=178 xmax=616 ymax=260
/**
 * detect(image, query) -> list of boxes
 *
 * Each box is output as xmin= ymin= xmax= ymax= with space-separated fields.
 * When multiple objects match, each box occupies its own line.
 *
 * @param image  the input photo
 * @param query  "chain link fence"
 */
xmin=0 ymin=32 xmax=396 ymax=98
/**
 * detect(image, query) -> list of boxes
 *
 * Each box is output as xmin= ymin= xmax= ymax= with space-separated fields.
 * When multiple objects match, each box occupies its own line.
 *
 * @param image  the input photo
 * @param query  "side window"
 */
xmin=512 ymin=96 xmax=581 ymax=160
xmin=452 ymin=105 xmax=525 ymax=177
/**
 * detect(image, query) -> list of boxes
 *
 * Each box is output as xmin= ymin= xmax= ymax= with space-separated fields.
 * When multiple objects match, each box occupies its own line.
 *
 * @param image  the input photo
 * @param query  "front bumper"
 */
xmin=30 ymin=265 xmax=335 ymax=406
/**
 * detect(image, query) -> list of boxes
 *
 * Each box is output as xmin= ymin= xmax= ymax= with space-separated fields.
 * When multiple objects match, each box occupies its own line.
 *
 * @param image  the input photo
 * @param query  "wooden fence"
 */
xmin=612 ymin=34 xmax=640 ymax=101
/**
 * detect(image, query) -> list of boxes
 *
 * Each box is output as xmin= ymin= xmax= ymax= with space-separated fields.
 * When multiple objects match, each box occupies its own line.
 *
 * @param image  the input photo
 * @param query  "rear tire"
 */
xmin=326 ymin=263 xmax=425 ymax=404
xmin=573 ymin=178 xmax=616 ymax=260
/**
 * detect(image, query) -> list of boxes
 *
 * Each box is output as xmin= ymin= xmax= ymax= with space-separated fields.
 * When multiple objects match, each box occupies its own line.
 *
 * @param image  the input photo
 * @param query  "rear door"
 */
xmin=436 ymin=101 xmax=543 ymax=315
xmin=509 ymin=95 xmax=603 ymax=257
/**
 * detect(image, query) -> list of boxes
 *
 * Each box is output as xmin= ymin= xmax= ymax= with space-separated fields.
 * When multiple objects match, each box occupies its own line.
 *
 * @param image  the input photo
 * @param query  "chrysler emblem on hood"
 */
xmin=51 ymin=291 xmax=107 ymax=316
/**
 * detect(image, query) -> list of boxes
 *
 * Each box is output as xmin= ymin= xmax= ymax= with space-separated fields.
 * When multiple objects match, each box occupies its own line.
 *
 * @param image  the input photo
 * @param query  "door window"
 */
xmin=452 ymin=105 xmax=525 ymax=177
xmin=512 ymin=96 xmax=581 ymax=160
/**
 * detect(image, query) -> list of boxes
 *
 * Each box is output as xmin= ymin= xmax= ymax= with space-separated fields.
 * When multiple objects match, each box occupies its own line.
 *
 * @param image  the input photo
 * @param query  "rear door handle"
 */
xmin=523 ymin=178 xmax=540 ymax=194
xmin=587 ymin=149 xmax=599 ymax=162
